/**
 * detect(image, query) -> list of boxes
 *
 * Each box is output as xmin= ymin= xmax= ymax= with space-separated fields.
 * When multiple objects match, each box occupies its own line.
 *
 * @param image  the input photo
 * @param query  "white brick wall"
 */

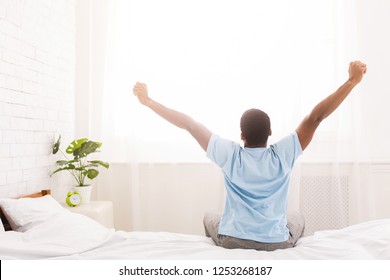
xmin=0 ymin=0 xmax=75 ymax=198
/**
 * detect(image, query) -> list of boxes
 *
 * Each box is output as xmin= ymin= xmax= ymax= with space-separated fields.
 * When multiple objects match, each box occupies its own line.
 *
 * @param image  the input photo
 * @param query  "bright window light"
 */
xmin=102 ymin=0 xmax=352 ymax=162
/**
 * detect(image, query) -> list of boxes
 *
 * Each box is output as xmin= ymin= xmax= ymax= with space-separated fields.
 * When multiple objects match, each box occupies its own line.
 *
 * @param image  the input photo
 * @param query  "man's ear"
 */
xmin=269 ymin=129 xmax=272 ymax=136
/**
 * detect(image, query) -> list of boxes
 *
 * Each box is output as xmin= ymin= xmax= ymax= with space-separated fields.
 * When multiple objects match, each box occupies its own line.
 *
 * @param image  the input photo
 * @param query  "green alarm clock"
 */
xmin=66 ymin=191 xmax=82 ymax=207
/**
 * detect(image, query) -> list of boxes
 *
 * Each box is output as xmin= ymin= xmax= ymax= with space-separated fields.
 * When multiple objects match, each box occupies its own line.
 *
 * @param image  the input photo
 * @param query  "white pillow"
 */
xmin=0 ymin=195 xmax=65 ymax=232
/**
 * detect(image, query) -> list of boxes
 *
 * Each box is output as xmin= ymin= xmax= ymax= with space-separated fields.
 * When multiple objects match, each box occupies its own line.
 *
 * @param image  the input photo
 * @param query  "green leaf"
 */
xmin=56 ymin=160 xmax=68 ymax=166
xmin=52 ymin=135 xmax=61 ymax=154
xmin=84 ymin=169 xmax=99 ymax=180
xmin=74 ymin=141 xmax=102 ymax=158
xmin=66 ymin=138 xmax=88 ymax=155
xmin=74 ymin=166 xmax=86 ymax=171
xmin=88 ymin=160 xmax=109 ymax=169
xmin=68 ymin=163 xmax=76 ymax=169
xmin=51 ymin=167 xmax=63 ymax=176
xmin=51 ymin=165 xmax=75 ymax=176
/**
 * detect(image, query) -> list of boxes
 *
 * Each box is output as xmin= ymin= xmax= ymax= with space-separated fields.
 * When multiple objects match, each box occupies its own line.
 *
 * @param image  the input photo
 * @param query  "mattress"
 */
xmin=1 ymin=195 xmax=390 ymax=260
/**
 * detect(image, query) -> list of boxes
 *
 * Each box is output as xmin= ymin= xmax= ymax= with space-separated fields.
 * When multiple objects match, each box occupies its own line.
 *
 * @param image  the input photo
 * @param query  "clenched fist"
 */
xmin=133 ymin=82 xmax=151 ymax=106
xmin=348 ymin=61 xmax=367 ymax=85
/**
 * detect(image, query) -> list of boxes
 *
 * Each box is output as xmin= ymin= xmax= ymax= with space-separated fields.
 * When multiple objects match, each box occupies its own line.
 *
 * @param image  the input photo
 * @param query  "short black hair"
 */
xmin=240 ymin=108 xmax=270 ymax=147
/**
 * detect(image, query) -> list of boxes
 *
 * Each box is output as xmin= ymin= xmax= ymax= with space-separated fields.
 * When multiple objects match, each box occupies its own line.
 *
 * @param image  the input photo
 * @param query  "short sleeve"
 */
xmin=271 ymin=131 xmax=302 ymax=169
xmin=206 ymin=134 xmax=239 ymax=169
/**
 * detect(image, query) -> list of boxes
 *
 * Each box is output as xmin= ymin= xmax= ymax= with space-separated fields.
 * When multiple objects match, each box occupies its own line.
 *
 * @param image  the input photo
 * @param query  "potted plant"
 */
xmin=51 ymin=135 xmax=109 ymax=203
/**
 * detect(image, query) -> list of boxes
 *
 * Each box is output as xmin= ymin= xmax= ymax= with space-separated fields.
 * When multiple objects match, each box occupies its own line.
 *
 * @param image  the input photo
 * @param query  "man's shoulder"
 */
xmin=207 ymin=134 xmax=241 ymax=162
xmin=209 ymin=134 xmax=240 ymax=148
xmin=270 ymin=131 xmax=299 ymax=148
xmin=269 ymin=131 xmax=302 ymax=166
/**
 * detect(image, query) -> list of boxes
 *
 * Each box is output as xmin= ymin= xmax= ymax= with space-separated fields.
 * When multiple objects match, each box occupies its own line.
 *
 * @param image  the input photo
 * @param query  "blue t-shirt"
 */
xmin=206 ymin=131 xmax=302 ymax=243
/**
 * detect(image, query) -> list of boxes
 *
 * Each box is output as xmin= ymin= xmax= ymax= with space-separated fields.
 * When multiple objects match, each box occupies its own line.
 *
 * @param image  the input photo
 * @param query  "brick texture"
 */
xmin=0 ymin=0 xmax=75 ymax=197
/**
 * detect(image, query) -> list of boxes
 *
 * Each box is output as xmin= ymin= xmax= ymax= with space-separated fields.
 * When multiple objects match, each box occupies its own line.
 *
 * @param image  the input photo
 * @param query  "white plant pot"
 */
xmin=73 ymin=185 xmax=92 ymax=204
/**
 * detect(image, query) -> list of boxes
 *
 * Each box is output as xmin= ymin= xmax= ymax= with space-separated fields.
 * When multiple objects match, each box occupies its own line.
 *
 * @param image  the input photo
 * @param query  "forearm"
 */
xmin=309 ymin=79 xmax=357 ymax=123
xmin=145 ymin=98 xmax=212 ymax=151
xmin=145 ymin=98 xmax=195 ymax=130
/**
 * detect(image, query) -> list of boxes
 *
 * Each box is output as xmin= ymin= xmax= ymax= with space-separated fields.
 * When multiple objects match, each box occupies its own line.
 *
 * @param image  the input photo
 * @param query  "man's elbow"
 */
xmin=308 ymin=110 xmax=325 ymax=126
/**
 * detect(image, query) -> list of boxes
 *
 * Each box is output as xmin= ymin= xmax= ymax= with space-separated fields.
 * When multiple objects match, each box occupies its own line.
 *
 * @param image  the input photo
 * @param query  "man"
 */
xmin=133 ymin=61 xmax=367 ymax=251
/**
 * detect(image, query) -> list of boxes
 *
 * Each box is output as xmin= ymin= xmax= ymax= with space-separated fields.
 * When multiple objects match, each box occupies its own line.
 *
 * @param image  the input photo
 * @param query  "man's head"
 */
xmin=240 ymin=108 xmax=271 ymax=147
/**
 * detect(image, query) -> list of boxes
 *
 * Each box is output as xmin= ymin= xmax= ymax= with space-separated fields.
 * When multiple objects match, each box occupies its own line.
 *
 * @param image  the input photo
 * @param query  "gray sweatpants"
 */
xmin=203 ymin=212 xmax=305 ymax=251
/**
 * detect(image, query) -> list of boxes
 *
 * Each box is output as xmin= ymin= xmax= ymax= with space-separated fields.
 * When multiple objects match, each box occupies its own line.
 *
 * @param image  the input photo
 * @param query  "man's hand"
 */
xmin=348 ymin=61 xmax=367 ymax=85
xmin=133 ymin=82 xmax=151 ymax=106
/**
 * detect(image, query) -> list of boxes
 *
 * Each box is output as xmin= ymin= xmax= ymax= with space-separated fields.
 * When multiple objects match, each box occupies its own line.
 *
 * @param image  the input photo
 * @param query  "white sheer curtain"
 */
xmin=91 ymin=0 xmax=375 ymax=234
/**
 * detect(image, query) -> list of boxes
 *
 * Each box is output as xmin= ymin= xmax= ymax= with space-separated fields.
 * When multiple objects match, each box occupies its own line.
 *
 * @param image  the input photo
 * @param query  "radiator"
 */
xmin=299 ymin=175 xmax=350 ymax=236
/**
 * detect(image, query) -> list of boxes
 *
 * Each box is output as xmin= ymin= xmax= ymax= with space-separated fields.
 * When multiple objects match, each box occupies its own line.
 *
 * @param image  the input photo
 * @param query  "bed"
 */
xmin=1 ymin=193 xmax=390 ymax=260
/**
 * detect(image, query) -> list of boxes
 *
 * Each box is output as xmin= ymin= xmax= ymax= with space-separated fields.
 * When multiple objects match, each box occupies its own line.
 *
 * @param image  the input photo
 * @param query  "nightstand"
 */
xmin=62 ymin=201 xmax=115 ymax=229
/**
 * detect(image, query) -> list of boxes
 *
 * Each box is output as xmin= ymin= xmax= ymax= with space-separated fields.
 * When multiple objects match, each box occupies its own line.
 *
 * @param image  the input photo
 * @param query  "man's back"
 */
xmin=206 ymin=131 xmax=302 ymax=242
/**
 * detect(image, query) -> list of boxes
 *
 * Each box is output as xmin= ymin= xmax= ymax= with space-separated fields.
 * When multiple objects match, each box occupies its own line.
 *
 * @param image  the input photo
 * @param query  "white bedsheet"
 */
xmin=1 ymin=210 xmax=390 ymax=259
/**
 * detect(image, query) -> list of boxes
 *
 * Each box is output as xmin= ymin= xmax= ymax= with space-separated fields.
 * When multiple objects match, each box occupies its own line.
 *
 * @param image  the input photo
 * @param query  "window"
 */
xmin=101 ymin=0 xmax=358 ymax=162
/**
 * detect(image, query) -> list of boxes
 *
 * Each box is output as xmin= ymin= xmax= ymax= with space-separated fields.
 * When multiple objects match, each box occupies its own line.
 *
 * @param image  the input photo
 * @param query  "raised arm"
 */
xmin=296 ymin=61 xmax=367 ymax=150
xmin=133 ymin=82 xmax=212 ymax=151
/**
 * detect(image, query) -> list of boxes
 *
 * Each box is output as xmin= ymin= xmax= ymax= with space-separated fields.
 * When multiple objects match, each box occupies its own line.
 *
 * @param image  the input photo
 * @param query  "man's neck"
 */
xmin=244 ymin=143 xmax=267 ymax=148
